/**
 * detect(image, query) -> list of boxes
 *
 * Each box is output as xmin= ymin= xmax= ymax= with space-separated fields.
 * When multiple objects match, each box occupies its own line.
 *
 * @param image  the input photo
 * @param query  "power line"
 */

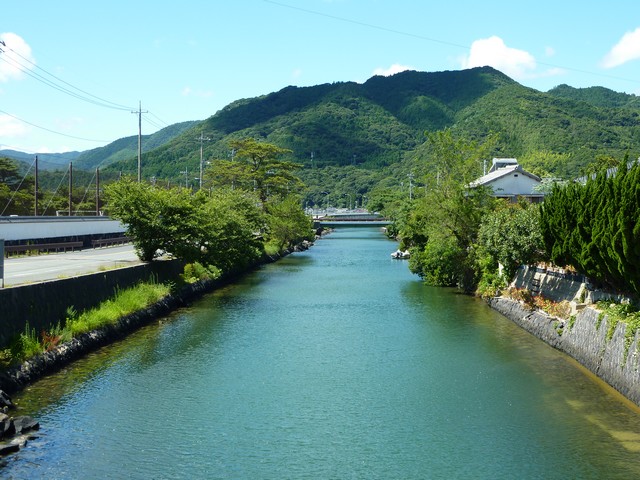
xmin=0 ymin=108 xmax=110 ymax=142
xmin=264 ymin=0 xmax=640 ymax=87
xmin=1 ymin=43 xmax=134 ymax=111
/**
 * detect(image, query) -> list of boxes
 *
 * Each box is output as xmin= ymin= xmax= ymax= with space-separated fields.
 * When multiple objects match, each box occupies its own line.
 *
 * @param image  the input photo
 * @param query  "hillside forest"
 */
xmin=2 ymin=66 xmax=640 ymax=297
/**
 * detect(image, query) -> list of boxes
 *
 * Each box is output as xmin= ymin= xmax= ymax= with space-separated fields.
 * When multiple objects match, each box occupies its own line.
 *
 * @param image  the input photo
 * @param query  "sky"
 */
xmin=2 ymin=0 xmax=640 ymax=157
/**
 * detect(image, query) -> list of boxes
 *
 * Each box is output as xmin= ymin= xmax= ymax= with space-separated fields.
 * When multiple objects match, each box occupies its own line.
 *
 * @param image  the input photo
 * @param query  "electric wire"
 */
xmin=0 ymin=109 xmax=110 ymax=143
xmin=40 ymin=165 xmax=69 ymax=216
xmin=2 ymin=45 xmax=134 ymax=111
xmin=263 ymin=0 xmax=640 ymax=87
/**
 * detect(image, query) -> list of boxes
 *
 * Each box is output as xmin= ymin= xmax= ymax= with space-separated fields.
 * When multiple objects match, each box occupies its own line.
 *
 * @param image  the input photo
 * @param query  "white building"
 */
xmin=469 ymin=158 xmax=544 ymax=203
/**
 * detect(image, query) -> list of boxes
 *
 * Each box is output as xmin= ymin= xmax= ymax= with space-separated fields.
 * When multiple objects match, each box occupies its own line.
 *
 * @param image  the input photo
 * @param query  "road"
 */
xmin=1 ymin=244 xmax=142 ymax=287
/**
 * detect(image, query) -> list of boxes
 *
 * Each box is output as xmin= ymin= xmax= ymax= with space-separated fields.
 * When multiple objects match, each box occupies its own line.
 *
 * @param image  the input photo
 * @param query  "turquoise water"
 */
xmin=3 ymin=227 xmax=640 ymax=479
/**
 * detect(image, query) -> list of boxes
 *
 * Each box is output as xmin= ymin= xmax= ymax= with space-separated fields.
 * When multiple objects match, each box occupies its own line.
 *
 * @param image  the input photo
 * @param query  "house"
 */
xmin=469 ymin=158 xmax=544 ymax=203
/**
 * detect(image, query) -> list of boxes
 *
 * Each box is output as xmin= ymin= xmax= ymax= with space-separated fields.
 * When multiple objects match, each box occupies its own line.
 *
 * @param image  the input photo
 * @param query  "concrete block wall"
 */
xmin=0 ymin=260 xmax=184 ymax=349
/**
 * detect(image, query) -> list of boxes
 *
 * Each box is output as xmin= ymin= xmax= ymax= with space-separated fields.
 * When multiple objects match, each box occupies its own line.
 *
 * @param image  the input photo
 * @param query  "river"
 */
xmin=3 ymin=227 xmax=640 ymax=479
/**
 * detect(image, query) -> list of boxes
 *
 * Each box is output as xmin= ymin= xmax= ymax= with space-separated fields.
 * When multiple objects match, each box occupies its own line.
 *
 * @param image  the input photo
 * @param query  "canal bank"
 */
xmin=0 ymin=239 xmax=317 ymax=395
xmin=488 ymin=265 xmax=640 ymax=407
xmin=4 ymin=226 xmax=640 ymax=479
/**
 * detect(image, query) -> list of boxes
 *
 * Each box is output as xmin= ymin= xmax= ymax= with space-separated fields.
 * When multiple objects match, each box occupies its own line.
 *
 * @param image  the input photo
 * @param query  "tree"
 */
xmin=477 ymin=200 xmax=544 ymax=280
xmin=265 ymin=195 xmax=314 ymax=251
xmin=0 ymin=157 xmax=21 ymax=185
xmin=105 ymin=179 xmax=205 ymax=262
xmin=230 ymin=138 xmax=303 ymax=203
xmin=198 ymin=188 xmax=266 ymax=273
xmin=0 ymin=157 xmax=34 ymax=215
xmin=404 ymin=129 xmax=498 ymax=290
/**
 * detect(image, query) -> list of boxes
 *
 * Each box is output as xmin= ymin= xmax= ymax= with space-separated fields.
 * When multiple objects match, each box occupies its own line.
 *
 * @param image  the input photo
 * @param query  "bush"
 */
xmin=181 ymin=262 xmax=222 ymax=284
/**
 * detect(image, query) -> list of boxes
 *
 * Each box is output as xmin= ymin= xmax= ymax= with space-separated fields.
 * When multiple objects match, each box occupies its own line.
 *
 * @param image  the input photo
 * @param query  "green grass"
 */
xmin=63 ymin=282 xmax=170 ymax=340
xmin=4 ymin=281 xmax=171 ymax=365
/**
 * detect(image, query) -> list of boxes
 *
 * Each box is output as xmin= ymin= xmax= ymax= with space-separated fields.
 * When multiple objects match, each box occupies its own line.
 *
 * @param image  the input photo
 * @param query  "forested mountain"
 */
xmin=548 ymin=84 xmax=640 ymax=109
xmin=103 ymin=66 xmax=640 ymax=182
xmin=0 ymin=149 xmax=81 ymax=171
xmin=73 ymin=120 xmax=198 ymax=170
xmin=1 ymin=121 xmax=198 ymax=174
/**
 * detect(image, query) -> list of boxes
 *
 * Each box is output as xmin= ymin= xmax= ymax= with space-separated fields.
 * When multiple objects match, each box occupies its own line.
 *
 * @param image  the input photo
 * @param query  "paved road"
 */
xmin=1 ymin=244 xmax=142 ymax=287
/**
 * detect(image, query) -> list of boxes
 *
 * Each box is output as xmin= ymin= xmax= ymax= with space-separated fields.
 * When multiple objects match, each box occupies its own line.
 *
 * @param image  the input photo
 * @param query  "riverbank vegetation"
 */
xmin=387 ymin=127 xmax=639 ymax=307
xmin=106 ymin=138 xmax=315 ymax=272
xmin=2 ymin=138 xmax=315 ymax=368
xmin=540 ymin=158 xmax=640 ymax=297
xmin=1 ymin=281 xmax=171 ymax=365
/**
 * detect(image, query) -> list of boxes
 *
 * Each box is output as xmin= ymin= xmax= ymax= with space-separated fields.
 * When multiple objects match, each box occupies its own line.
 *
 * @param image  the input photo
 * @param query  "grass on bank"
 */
xmin=1 ymin=280 xmax=171 ymax=367
xmin=0 ymin=260 xmax=224 ymax=367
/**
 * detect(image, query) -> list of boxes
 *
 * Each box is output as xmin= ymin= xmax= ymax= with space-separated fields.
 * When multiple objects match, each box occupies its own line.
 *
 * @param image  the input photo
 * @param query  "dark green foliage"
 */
xmin=0 ymin=157 xmax=36 ymax=215
xmin=548 ymin=84 xmax=640 ymax=109
xmin=265 ymin=195 xmax=315 ymax=251
xmin=540 ymin=160 xmax=640 ymax=296
xmin=477 ymin=200 xmax=544 ymax=280
xmin=98 ymin=67 xmax=640 ymax=189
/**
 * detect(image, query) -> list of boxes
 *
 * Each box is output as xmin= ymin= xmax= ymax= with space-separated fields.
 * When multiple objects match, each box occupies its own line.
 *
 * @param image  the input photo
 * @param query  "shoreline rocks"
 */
xmin=0 ymin=389 xmax=39 ymax=456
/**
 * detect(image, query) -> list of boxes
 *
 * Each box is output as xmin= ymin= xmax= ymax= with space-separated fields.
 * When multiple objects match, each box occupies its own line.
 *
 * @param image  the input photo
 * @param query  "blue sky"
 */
xmin=2 ymin=0 xmax=640 ymax=155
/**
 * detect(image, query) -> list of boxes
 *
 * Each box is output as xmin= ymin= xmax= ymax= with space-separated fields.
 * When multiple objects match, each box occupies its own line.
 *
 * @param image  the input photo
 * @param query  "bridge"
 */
xmin=312 ymin=211 xmax=390 ymax=227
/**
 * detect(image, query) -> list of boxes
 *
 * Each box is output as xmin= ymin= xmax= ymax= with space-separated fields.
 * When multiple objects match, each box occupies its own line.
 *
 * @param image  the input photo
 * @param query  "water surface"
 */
xmin=3 ymin=227 xmax=640 ymax=479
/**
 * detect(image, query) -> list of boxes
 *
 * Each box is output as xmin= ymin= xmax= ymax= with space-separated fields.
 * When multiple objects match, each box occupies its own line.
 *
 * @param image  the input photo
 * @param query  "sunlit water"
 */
xmin=3 ymin=227 xmax=640 ymax=479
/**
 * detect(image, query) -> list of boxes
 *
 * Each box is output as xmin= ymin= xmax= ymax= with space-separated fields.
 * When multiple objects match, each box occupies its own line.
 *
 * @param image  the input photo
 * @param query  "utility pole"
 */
xmin=181 ymin=168 xmax=189 ymax=188
xmin=196 ymin=132 xmax=211 ymax=190
xmin=34 ymin=155 xmax=38 ymax=216
xmin=132 ymin=101 xmax=147 ymax=182
xmin=69 ymin=161 xmax=73 ymax=216
xmin=95 ymin=167 xmax=100 ymax=216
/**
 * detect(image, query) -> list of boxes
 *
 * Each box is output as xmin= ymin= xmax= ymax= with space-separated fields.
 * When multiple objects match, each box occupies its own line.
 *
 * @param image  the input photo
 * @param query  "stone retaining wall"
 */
xmin=488 ymin=297 xmax=640 ymax=406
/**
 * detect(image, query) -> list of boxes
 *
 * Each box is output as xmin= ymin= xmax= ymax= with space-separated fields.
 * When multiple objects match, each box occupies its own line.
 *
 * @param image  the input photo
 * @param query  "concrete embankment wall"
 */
xmin=489 ymin=267 xmax=640 ymax=407
xmin=0 ymin=260 xmax=184 ymax=349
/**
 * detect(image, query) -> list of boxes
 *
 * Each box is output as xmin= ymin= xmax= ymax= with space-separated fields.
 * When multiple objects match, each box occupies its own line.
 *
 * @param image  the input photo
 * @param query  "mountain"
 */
xmin=73 ymin=120 xmax=199 ymax=170
xmin=1 ymin=121 xmax=198 ymax=174
xmin=0 ymin=149 xmax=81 ymax=171
xmin=101 ymin=66 xmax=640 ymax=182
xmin=547 ymin=84 xmax=640 ymax=109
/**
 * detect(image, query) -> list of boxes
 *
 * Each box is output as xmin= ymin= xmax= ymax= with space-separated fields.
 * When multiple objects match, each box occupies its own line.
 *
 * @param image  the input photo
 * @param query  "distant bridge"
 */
xmin=313 ymin=212 xmax=390 ymax=227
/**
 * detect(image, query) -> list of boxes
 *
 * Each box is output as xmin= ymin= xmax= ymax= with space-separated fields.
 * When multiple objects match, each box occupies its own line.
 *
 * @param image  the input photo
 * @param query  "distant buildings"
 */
xmin=469 ymin=158 xmax=544 ymax=203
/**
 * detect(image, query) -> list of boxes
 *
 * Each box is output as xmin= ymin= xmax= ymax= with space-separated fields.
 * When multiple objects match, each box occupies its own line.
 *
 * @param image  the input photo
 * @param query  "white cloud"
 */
xmin=0 ymin=113 xmax=29 ymax=137
xmin=0 ymin=32 xmax=35 ymax=82
xmin=461 ymin=36 xmax=537 ymax=80
xmin=372 ymin=63 xmax=414 ymax=77
xmin=601 ymin=27 xmax=640 ymax=68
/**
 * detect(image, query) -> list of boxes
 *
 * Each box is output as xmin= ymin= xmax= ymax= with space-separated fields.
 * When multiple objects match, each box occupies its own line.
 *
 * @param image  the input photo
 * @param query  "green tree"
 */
xmin=210 ymin=138 xmax=303 ymax=205
xmin=0 ymin=157 xmax=35 ymax=215
xmin=265 ymin=195 xmax=314 ymax=251
xmin=404 ymin=129 xmax=497 ymax=291
xmin=477 ymin=200 xmax=544 ymax=280
xmin=105 ymin=179 xmax=205 ymax=262
xmin=198 ymin=188 xmax=265 ymax=273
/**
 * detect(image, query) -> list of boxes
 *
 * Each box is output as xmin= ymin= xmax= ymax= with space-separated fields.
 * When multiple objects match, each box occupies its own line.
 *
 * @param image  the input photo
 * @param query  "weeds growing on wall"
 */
xmin=596 ymin=301 xmax=640 ymax=363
